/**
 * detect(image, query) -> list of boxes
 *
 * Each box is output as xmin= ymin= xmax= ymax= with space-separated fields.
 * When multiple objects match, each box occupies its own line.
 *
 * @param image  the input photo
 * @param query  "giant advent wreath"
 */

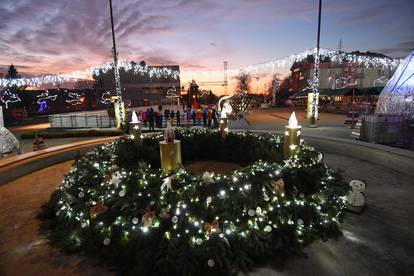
xmin=40 ymin=128 xmax=349 ymax=276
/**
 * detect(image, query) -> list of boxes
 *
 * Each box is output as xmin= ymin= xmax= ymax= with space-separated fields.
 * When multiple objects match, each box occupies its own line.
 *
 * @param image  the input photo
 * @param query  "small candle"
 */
xmin=159 ymin=122 xmax=182 ymax=174
xmin=130 ymin=111 xmax=143 ymax=145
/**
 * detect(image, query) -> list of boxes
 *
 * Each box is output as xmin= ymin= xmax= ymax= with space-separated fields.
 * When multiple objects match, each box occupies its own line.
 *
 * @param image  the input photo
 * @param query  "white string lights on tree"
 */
xmin=0 ymin=90 xmax=21 ymax=108
xmin=66 ymin=92 xmax=83 ymax=106
xmin=335 ymin=76 xmax=358 ymax=89
xmin=36 ymin=90 xmax=58 ymax=112
xmin=373 ymin=76 xmax=389 ymax=87
xmin=100 ymin=91 xmax=113 ymax=104
xmin=0 ymin=48 xmax=402 ymax=88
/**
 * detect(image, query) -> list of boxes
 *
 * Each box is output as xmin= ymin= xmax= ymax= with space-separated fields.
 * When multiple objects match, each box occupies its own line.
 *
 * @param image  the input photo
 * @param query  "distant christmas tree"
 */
xmin=5 ymin=64 xmax=21 ymax=79
xmin=2 ymin=64 xmax=26 ymax=109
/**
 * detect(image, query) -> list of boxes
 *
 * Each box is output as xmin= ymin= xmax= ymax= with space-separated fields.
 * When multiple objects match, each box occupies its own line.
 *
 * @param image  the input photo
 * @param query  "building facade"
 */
xmin=93 ymin=64 xmax=181 ymax=107
xmin=290 ymin=52 xmax=396 ymax=93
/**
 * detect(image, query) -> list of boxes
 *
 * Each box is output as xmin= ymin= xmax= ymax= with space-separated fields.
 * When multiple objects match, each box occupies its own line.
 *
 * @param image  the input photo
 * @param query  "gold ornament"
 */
xmin=142 ymin=210 xmax=156 ymax=227
xmin=204 ymin=219 xmax=221 ymax=236
xmin=90 ymin=200 xmax=109 ymax=218
xmin=272 ymin=178 xmax=285 ymax=197
xmin=159 ymin=208 xmax=171 ymax=219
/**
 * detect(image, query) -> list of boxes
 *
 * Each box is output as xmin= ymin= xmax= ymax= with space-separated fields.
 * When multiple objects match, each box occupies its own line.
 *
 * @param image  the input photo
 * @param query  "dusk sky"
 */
xmin=1 ymin=0 xmax=413 ymax=92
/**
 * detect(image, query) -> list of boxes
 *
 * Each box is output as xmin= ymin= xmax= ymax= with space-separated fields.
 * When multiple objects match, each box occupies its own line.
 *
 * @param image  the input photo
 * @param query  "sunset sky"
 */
xmin=0 ymin=0 xmax=413 ymax=93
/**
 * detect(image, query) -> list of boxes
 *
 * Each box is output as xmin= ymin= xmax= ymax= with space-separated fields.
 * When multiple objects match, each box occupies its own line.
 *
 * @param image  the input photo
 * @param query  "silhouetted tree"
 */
xmin=5 ymin=64 xmax=21 ymax=79
xmin=234 ymin=71 xmax=251 ymax=93
xmin=74 ymin=79 xmax=95 ymax=90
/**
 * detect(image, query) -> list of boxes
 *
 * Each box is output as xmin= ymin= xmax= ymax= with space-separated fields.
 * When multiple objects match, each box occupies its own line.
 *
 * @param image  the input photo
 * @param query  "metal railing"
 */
xmin=49 ymin=114 xmax=116 ymax=128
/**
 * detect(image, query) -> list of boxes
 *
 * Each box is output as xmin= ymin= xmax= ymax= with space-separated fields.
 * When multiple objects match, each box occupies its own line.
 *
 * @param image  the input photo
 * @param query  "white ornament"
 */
xmin=207 ymin=259 xmax=215 ymax=267
xmin=347 ymin=180 xmax=367 ymax=208
xmin=264 ymin=225 xmax=272 ymax=232
xmin=196 ymin=238 xmax=203 ymax=245
xmin=171 ymin=216 xmax=178 ymax=224
xmin=161 ymin=175 xmax=175 ymax=192
xmin=297 ymin=219 xmax=304 ymax=225
xmin=132 ymin=217 xmax=139 ymax=224
xmin=206 ymin=196 xmax=212 ymax=207
xmin=248 ymin=209 xmax=256 ymax=216
xmin=201 ymin=172 xmax=215 ymax=184
xmin=119 ymin=189 xmax=126 ymax=197
xmin=110 ymin=172 xmax=122 ymax=188
xmin=256 ymin=207 xmax=262 ymax=215
xmin=103 ymin=238 xmax=111 ymax=246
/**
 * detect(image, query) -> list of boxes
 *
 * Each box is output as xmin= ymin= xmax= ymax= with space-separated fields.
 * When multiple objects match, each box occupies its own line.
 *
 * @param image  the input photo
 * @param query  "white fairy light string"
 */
xmin=0 ymin=48 xmax=402 ymax=88
xmin=1 ymin=90 xmax=21 ymax=108
xmin=66 ymin=92 xmax=83 ymax=105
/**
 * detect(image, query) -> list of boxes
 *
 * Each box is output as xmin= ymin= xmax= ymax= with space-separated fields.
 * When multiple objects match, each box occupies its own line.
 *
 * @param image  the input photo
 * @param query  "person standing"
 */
xmin=212 ymin=108 xmax=218 ymax=128
xmin=192 ymin=109 xmax=196 ymax=126
xmin=197 ymin=109 xmax=202 ymax=126
xmin=164 ymin=109 xmax=169 ymax=122
xmin=202 ymin=108 xmax=207 ymax=127
xmin=207 ymin=109 xmax=212 ymax=128
xmin=176 ymin=110 xmax=181 ymax=126
xmin=170 ymin=110 xmax=175 ymax=125
xmin=142 ymin=110 xmax=147 ymax=127
xmin=148 ymin=108 xmax=155 ymax=132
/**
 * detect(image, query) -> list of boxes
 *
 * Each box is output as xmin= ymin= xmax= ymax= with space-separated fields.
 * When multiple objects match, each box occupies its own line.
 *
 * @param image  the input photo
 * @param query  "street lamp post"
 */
xmin=108 ymin=0 xmax=125 ymax=128
xmin=309 ymin=0 xmax=322 ymax=127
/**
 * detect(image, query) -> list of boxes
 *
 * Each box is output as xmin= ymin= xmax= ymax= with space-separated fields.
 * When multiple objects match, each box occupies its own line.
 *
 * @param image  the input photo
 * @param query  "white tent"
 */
xmin=0 ymin=126 xmax=21 ymax=158
xmin=376 ymin=51 xmax=414 ymax=115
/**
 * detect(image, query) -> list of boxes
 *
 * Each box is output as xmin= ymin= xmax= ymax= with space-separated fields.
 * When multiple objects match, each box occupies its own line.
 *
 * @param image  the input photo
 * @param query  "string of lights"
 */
xmin=65 ymin=92 xmax=83 ymax=106
xmin=0 ymin=48 xmax=402 ymax=88
xmin=43 ymin=129 xmax=348 ymax=274
xmin=0 ymin=90 xmax=21 ymax=108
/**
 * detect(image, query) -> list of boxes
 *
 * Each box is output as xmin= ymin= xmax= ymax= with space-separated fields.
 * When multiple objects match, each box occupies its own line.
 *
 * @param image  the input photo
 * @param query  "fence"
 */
xmin=359 ymin=114 xmax=411 ymax=146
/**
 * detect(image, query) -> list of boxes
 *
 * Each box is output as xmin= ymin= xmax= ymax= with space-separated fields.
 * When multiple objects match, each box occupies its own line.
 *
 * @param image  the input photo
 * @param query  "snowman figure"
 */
xmin=346 ymin=179 xmax=367 ymax=214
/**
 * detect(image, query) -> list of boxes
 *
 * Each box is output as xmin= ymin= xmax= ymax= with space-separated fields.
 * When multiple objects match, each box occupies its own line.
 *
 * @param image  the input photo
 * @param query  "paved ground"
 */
xmin=8 ymin=123 xmax=111 ymax=154
xmin=6 ymin=108 xmax=352 ymax=156
xmin=246 ymin=108 xmax=352 ymax=138
xmin=1 ymin=152 xmax=413 ymax=276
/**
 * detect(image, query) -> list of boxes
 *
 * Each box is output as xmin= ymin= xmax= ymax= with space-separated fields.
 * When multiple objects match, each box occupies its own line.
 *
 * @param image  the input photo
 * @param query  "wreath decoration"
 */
xmin=41 ymin=128 xmax=348 ymax=276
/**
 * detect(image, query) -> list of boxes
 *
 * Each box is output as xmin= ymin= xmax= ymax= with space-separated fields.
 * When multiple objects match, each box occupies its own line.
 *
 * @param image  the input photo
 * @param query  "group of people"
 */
xmin=134 ymin=106 xmax=220 ymax=131
xmin=137 ymin=108 xmax=181 ymax=131
xmin=189 ymin=107 xmax=219 ymax=128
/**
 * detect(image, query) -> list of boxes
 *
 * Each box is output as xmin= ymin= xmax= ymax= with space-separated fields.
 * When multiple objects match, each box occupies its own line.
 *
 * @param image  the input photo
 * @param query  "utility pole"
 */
xmin=223 ymin=61 xmax=228 ymax=95
xmin=109 ymin=0 xmax=124 ymax=127
xmin=309 ymin=0 xmax=322 ymax=127
xmin=338 ymin=38 xmax=342 ymax=53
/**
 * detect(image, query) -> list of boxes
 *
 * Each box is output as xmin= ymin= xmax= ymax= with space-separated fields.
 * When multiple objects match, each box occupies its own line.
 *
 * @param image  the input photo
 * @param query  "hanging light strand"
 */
xmin=0 ymin=48 xmax=402 ymax=88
